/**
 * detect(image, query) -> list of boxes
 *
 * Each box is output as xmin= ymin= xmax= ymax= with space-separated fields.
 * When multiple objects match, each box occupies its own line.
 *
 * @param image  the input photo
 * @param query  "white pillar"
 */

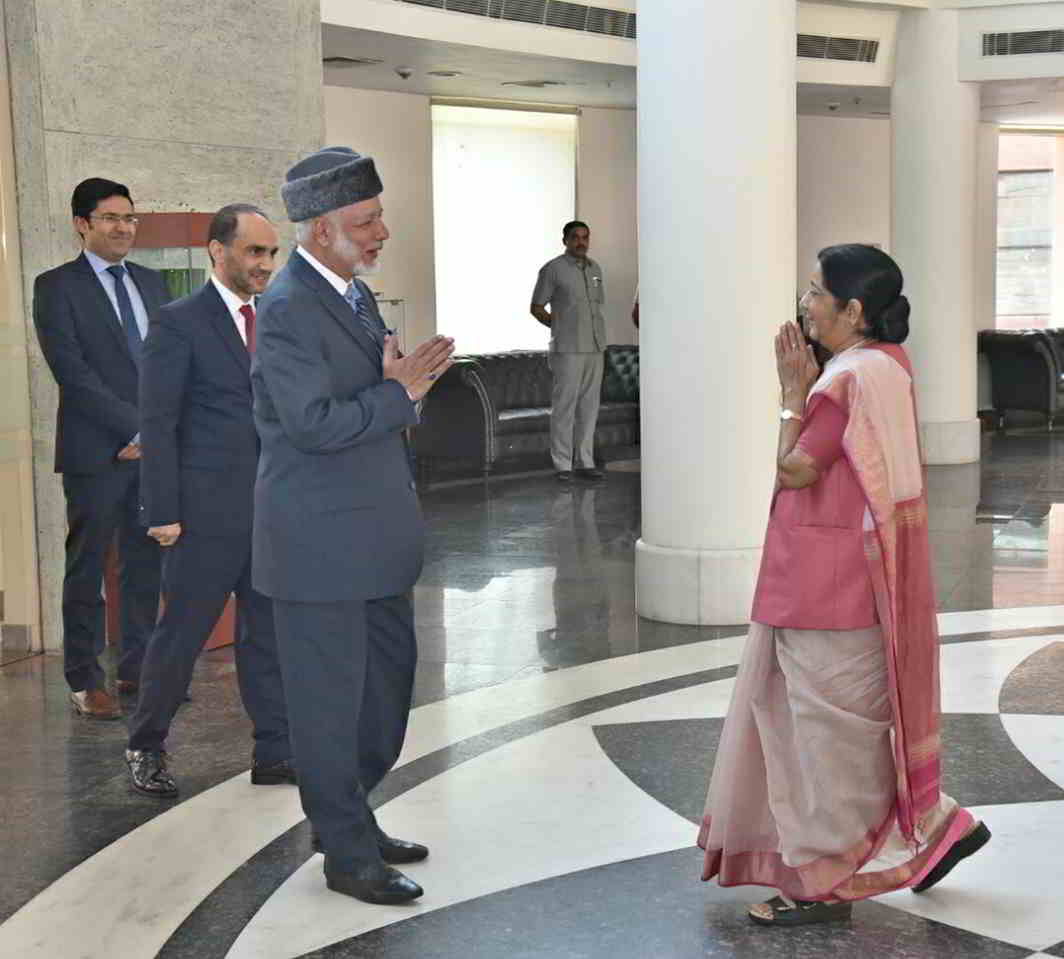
xmin=976 ymin=123 xmax=999 ymax=413
xmin=976 ymin=123 xmax=999 ymax=334
xmin=634 ymin=0 xmax=796 ymax=625
xmin=893 ymin=9 xmax=981 ymax=464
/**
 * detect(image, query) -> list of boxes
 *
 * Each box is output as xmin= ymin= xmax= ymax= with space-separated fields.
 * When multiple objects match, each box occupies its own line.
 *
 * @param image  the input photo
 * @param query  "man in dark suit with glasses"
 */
xmin=33 ymin=178 xmax=168 ymax=719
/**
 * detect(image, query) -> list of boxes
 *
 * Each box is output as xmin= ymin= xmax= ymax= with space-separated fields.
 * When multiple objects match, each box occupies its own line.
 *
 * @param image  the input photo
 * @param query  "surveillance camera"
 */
xmin=395 ymin=66 xmax=413 ymax=79
xmin=827 ymin=102 xmax=841 ymax=112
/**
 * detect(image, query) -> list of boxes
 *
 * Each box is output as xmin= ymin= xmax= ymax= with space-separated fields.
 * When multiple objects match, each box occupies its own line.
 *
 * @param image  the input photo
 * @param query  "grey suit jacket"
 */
xmin=251 ymin=251 xmax=422 ymax=602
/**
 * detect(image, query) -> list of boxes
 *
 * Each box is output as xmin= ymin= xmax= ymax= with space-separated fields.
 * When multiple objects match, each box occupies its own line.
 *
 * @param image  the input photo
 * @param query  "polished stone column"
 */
xmin=634 ymin=0 xmax=795 ymax=624
xmin=893 ymin=8 xmax=981 ymax=465
xmin=0 ymin=7 xmax=40 ymax=659
xmin=976 ymin=122 xmax=999 ymax=413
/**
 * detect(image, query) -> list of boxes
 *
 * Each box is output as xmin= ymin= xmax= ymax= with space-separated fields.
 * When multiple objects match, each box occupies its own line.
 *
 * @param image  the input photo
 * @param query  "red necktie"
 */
xmin=239 ymin=304 xmax=256 ymax=354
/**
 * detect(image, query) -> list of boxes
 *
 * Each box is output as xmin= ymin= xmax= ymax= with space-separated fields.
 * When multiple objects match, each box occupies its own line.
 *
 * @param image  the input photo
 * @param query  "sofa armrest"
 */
xmin=978 ymin=330 xmax=1057 ymax=420
xmin=412 ymin=358 xmax=498 ymax=473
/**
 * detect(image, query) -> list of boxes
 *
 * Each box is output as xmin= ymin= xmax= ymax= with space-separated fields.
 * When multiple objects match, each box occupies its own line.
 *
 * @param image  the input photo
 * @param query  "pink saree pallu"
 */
xmin=698 ymin=344 xmax=975 ymax=902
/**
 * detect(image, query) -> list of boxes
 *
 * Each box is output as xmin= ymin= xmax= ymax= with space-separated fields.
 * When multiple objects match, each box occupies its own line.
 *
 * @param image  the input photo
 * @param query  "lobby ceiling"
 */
xmin=323 ymin=25 xmax=1064 ymax=128
xmin=322 ymin=24 xmax=637 ymax=109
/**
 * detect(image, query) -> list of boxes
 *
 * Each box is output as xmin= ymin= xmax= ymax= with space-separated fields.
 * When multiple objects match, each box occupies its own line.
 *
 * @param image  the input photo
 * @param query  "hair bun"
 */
xmin=874 ymin=294 xmax=910 ymax=344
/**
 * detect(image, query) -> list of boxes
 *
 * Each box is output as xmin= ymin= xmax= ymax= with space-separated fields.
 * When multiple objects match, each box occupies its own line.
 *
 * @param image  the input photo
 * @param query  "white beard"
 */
xmin=331 ymin=228 xmax=381 ymax=277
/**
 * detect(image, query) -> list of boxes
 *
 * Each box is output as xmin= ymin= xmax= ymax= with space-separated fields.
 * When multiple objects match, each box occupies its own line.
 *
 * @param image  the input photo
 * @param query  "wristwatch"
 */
xmin=780 ymin=409 xmax=803 ymax=422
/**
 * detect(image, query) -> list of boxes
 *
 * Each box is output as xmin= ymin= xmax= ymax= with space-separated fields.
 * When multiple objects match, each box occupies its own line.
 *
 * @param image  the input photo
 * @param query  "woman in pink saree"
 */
xmin=698 ymin=245 xmax=990 ymax=926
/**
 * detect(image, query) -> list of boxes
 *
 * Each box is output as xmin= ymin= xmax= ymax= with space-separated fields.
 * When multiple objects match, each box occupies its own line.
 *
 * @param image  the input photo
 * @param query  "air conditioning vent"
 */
xmin=545 ymin=0 xmax=588 ymax=31
xmin=505 ymin=0 xmax=547 ymax=24
xmin=984 ymin=30 xmax=1064 ymax=57
xmin=798 ymin=33 xmax=879 ymax=63
xmin=394 ymin=0 xmax=637 ymax=39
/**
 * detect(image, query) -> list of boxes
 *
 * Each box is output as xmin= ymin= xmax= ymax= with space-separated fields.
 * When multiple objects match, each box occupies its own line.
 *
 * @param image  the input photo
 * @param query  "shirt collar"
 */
xmin=296 ymin=245 xmax=351 ymax=298
xmin=564 ymin=252 xmax=590 ymax=269
xmin=84 ymin=249 xmax=127 ymax=275
xmin=209 ymin=275 xmax=252 ymax=318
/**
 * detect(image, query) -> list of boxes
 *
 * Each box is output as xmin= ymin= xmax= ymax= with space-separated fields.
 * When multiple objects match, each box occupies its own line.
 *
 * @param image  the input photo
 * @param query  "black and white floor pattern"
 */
xmin=3 ymin=605 xmax=1063 ymax=959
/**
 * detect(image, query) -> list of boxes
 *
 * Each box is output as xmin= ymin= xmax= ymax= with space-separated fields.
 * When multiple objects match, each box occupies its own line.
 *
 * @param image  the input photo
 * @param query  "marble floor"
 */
xmin=2 ymin=431 xmax=1064 ymax=958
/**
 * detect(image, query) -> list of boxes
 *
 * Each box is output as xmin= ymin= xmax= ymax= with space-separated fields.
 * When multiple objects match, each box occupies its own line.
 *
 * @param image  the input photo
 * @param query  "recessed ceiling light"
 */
xmin=322 ymin=56 xmax=384 ymax=67
xmin=501 ymin=80 xmax=566 ymax=89
xmin=428 ymin=70 xmax=463 ymax=78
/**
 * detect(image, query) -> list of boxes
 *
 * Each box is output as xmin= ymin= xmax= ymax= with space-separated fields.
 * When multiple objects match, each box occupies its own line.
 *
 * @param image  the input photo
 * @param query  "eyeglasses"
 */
xmin=89 ymin=214 xmax=139 ymax=227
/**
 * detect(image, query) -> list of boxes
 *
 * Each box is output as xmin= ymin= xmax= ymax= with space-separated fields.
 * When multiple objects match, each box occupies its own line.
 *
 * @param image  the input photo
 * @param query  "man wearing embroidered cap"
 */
xmin=252 ymin=146 xmax=454 ymax=905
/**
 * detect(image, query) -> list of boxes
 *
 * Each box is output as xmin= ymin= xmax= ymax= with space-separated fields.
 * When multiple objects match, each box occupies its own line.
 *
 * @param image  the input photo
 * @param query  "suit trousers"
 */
xmin=61 ymin=464 xmax=160 ymax=692
xmin=128 ymin=531 xmax=290 ymax=764
xmin=549 ymin=351 xmax=604 ymax=472
xmin=272 ymin=595 xmax=417 ymax=870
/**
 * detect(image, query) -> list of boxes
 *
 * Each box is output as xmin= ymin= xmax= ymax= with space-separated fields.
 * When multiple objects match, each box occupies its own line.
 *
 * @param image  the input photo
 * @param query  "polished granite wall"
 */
xmin=1 ymin=0 xmax=324 ymax=652
xmin=0 ymin=3 xmax=39 ymax=663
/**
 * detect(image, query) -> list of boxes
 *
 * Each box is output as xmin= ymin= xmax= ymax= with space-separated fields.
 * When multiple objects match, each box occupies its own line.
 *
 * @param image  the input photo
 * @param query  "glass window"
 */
xmin=432 ymin=105 xmax=577 ymax=353
xmin=996 ymin=168 xmax=1052 ymax=329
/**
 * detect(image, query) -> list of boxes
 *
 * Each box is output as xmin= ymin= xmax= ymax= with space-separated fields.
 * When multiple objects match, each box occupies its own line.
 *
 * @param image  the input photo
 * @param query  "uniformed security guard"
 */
xmin=530 ymin=220 xmax=607 ymax=482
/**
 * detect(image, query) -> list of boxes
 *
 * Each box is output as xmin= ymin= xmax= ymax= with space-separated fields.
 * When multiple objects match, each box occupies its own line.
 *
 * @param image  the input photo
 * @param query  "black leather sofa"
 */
xmin=413 ymin=345 xmax=640 ymax=482
xmin=978 ymin=328 xmax=1062 ymax=427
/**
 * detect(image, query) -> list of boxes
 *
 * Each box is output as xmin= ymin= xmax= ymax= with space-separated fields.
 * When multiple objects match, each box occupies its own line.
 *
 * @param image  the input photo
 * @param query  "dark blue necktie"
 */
xmin=106 ymin=264 xmax=143 ymax=365
xmin=344 ymin=282 xmax=382 ymax=355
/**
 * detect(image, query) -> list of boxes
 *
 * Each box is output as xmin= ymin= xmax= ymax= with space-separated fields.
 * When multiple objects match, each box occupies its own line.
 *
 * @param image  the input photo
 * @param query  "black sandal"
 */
xmin=748 ymin=895 xmax=853 ymax=926
xmin=912 ymin=821 xmax=991 ymax=893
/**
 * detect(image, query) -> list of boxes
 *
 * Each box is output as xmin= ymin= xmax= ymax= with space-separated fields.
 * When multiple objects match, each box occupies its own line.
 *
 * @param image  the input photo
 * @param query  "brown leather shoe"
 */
xmin=115 ymin=679 xmax=138 ymax=696
xmin=70 ymin=688 xmax=122 ymax=720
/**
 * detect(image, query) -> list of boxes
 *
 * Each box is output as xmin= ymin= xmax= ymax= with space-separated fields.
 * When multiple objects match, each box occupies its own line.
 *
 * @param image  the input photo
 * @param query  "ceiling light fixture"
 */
xmin=428 ymin=70 xmax=463 ymax=78
xmin=501 ymin=80 xmax=566 ymax=89
xmin=322 ymin=56 xmax=384 ymax=67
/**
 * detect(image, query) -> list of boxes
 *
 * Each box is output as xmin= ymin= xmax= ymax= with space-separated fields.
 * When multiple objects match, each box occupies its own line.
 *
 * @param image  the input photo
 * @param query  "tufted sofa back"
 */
xmin=469 ymin=351 xmax=554 ymax=411
xmin=603 ymin=345 xmax=639 ymax=403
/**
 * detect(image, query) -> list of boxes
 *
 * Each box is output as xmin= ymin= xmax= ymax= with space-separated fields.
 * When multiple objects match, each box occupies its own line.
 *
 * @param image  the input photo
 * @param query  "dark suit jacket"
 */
xmin=33 ymin=252 xmax=169 ymax=474
xmin=251 ymin=251 xmax=422 ymax=603
xmin=139 ymin=282 xmax=259 ymax=537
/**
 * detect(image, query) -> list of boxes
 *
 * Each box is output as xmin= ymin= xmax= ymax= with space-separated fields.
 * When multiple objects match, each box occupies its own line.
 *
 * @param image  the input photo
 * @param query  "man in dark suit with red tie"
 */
xmin=124 ymin=205 xmax=293 ymax=798
xmin=33 ymin=178 xmax=168 ymax=720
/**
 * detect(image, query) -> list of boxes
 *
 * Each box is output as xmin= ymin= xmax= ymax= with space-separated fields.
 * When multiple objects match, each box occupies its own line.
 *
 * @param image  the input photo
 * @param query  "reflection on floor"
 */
xmin=2 ymin=431 xmax=1064 ymax=958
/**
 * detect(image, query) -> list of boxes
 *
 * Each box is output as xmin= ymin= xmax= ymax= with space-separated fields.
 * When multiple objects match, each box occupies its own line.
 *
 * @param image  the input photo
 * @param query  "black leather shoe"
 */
xmin=377 ymin=834 xmax=429 ymax=864
xmin=310 ymin=832 xmax=428 ymax=864
xmin=574 ymin=467 xmax=605 ymax=481
xmin=250 ymin=757 xmax=297 ymax=785
xmin=556 ymin=470 xmax=573 ymax=482
xmin=912 ymin=821 xmax=991 ymax=893
xmin=324 ymin=860 xmax=423 ymax=905
xmin=125 ymin=749 xmax=178 ymax=798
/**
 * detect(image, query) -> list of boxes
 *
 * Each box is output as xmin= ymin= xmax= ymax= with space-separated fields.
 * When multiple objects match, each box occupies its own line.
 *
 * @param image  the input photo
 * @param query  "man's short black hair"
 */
xmin=563 ymin=220 xmax=590 ymax=240
xmin=71 ymin=178 xmax=132 ymax=220
xmin=207 ymin=203 xmax=269 ymax=249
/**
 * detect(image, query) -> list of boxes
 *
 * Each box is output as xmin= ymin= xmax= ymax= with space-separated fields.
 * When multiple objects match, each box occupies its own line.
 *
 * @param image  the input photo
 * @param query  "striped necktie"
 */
xmin=343 ymin=282 xmax=382 ymax=354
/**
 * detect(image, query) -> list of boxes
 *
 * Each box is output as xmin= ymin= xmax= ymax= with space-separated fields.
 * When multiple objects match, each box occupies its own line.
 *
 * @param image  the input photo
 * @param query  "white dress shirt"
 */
xmin=209 ymin=275 xmax=252 ymax=344
xmin=296 ymin=245 xmax=357 ymax=301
